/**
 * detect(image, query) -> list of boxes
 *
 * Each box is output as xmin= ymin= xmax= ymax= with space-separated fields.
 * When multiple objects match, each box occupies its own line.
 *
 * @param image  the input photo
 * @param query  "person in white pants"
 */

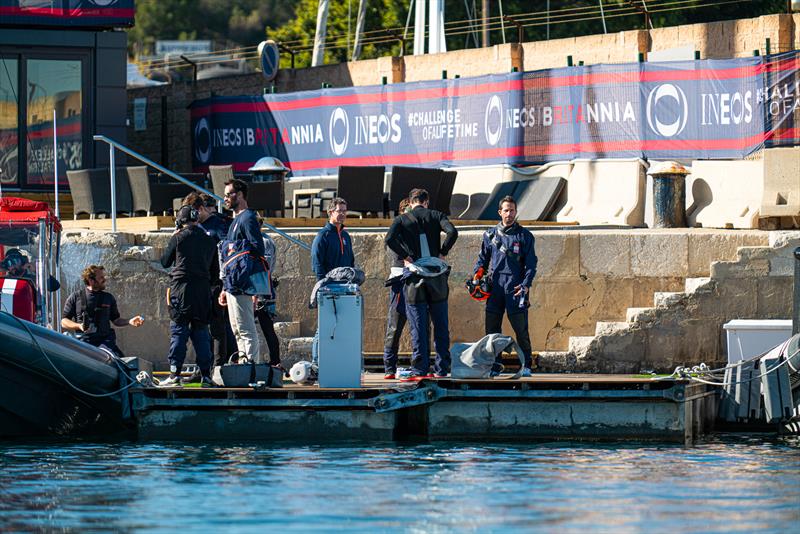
xmin=218 ymin=178 xmax=265 ymax=361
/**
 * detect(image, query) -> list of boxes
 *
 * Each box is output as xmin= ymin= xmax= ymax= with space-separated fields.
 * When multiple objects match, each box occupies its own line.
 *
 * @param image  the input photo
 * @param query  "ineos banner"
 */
xmin=0 ymin=0 xmax=135 ymax=28
xmin=191 ymin=51 xmax=800 ymax=176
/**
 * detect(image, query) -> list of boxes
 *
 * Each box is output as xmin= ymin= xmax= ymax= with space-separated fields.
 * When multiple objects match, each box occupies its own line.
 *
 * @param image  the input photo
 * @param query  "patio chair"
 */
xmin=336 ymin=166 xmax=385 ymax=217
xmin=127 ymin=166 xmax=194 ymax=216
xmin=67 ymin=167 xmax=133 ymax=219
xmin=388 ymin=166 xmax=443 ymax=214
xmin=435 ymin=170 xmax=457 ymax=215
xmin=209 ymin=165 xmax=235 ymax=197
xmin=514 ymin=176 xmax=567 ymax=221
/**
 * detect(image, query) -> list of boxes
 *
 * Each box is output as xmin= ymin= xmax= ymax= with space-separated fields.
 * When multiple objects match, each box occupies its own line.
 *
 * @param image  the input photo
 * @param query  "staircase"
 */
xmin=539 ymin=234 xmax=798 ymax=374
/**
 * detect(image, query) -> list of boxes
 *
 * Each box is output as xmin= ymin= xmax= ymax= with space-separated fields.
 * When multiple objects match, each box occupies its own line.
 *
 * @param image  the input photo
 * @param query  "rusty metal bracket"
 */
xmin=370 ymin=384 xmax=445 ymax=413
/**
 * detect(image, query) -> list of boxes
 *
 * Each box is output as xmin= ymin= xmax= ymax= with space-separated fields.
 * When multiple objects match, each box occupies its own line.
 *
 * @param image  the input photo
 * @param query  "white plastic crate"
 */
xmin=723 ymin=319 xmax=793 ymax=364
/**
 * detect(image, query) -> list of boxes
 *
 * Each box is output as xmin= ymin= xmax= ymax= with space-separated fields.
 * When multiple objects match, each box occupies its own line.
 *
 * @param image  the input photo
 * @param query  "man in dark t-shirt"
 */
xmin=61 ymin=265 xmax=144 ymax=356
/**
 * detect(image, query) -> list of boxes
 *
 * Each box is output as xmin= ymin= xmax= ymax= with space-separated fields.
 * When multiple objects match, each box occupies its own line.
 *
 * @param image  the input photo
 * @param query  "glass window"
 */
xmin=0 ymin=57 xmax=18 ymax=187
xmin=26 ymin=58 xmax=83 ymax=186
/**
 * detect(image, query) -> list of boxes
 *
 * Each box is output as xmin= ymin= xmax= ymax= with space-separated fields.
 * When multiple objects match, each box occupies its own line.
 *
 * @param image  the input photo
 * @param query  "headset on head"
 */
xmin=175 ymin=205 xmax=199 ymax=228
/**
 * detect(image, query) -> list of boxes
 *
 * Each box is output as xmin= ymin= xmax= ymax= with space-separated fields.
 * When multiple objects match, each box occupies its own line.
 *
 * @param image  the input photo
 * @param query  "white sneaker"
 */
xmin=521 ymin=367 xmax=532 ymax=377
xmin=158 ymin=375 xmax=183 ymax=387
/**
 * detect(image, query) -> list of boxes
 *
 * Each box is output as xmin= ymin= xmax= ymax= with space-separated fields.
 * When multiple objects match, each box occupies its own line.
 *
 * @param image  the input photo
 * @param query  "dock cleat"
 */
xmin=158 ymin=374 xmax=183 ymax=387
xmin=521 ymin=367 xmax=532 ymax=377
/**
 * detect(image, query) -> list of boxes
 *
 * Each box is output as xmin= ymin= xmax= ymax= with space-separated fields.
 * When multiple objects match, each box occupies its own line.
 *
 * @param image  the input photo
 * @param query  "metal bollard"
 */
xmin=648 ymin=161 xmax=689 ymax=228
xmin=793 ymin=247 xmax=800 ymax=335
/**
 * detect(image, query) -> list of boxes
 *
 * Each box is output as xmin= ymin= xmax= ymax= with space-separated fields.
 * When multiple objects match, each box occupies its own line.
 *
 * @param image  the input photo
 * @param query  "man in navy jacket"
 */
xmin=311 ymin=197 xmax=354 ymax=280
xmin=473 ymin=195 xmax=538 ymax=375
xmin=310 ymin=197 xmax=355 ymax=364
xmin=219 ymin=179 xmax=265 ymax=362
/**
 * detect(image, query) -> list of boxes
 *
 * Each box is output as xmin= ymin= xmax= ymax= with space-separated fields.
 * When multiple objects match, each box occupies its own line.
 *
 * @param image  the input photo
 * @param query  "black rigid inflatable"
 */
xmin=0 ymin=312 xmax=129 ymax=438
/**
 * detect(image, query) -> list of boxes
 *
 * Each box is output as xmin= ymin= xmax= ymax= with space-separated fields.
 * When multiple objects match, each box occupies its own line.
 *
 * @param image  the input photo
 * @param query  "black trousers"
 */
xmin=485 ymin=309 xmax=533 ymax=369
xmin=382 ymin=286 xmax=407 ymax=374
xmin=255 ymin=306 xmax=281 ymax=366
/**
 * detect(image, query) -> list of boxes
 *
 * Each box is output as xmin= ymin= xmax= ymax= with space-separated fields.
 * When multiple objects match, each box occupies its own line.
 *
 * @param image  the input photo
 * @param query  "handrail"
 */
xmin=92 ymin=135 xmax=310 ymax=250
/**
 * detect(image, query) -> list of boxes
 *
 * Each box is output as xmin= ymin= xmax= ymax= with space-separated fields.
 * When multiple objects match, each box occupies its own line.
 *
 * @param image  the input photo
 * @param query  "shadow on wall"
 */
xmin=686 ymin=178 xmax=713 ymax=223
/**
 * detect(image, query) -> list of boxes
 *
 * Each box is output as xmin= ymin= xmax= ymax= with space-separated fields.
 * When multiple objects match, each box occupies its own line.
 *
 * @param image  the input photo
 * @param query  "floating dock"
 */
xmin=132 ymin=374 xmax=717 ymax=444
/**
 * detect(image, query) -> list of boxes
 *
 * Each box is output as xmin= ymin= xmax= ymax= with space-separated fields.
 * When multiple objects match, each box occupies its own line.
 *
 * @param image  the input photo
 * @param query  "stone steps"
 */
xmin=557 ymin=239 xmax=793 ymax=373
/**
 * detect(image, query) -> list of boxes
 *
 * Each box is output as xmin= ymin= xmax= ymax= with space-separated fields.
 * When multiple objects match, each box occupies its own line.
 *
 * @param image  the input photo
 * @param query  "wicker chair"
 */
xmin=66 ymin=167 xmax=133 ymax=219
xmin=127 ymin=166 xmax=194 ymax=216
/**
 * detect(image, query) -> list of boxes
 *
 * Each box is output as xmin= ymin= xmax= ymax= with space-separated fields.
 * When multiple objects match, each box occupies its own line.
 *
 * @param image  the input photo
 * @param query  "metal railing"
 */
xmin=92 ymin=135 xmax=310 ymax=250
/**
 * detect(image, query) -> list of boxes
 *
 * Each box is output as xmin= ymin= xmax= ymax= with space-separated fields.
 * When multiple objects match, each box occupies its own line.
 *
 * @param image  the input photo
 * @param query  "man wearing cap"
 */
xmin=472 ymin=195 xmax=537 ymax=376
xmin=158 ymin=204 xmax=218 ymax=387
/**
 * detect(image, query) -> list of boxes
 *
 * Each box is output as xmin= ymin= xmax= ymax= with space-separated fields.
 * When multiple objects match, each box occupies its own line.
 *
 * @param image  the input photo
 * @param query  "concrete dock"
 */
xmin=132 ymin=374 xmax=717 ymax=444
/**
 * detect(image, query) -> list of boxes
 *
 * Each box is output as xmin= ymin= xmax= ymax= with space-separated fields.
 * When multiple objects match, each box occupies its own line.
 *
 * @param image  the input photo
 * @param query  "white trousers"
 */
xmin=226 ymin=292 xmax=260 ymax=362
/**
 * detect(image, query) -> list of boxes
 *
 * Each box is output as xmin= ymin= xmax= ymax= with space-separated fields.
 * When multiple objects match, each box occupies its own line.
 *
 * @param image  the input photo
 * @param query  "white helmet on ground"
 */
xmin=289 ymin=361 xmax=318 ymax=385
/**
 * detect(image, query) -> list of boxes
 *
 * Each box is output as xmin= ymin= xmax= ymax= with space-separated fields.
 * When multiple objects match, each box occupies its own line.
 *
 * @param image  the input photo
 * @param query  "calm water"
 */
xmin=0 ymin=435 xmax=798 ymax=532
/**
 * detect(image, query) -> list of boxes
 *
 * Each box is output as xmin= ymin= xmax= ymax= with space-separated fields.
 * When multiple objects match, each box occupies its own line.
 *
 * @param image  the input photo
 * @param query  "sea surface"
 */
xmin=0 ymin=434 xmax=797 ymax=533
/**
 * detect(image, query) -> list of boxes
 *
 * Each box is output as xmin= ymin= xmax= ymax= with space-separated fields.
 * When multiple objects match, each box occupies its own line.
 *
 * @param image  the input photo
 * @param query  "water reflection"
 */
xmin=0 ymin=435 xmax=797 ymax=531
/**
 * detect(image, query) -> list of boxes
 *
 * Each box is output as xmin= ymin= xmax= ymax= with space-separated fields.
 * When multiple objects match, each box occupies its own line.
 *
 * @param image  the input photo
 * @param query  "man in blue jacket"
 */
xmin=219 ymin=178 xmax=265 ymax=362
xmin=311 ymin=197 xmax=354 ymax=280
xmin=472 ymin=195 xmax=538 ymax=376
xmin=310 ymin=197 xmax=354 ymax=364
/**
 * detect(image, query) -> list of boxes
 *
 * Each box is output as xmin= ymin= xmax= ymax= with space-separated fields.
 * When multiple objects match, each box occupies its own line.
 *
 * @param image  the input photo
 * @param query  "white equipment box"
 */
xmin=723 ymin=319 xmax=793 ymax=364
xmin=317 ymin=284 xmax=363 ymax=388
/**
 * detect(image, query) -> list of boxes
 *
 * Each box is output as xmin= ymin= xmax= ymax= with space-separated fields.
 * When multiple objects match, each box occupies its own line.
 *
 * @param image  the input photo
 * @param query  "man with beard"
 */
xmin=472 ymin=195 xmax=538 ymax=376
xmin=219 ymin=179 xmax=265 ymax=362
xmin=61 ymin=265 xmax=144 ymax=357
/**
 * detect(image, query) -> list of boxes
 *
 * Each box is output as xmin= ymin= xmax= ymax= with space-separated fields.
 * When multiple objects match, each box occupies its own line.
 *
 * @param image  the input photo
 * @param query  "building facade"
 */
xmin=0 ymin=1 xmax=132 ymax=191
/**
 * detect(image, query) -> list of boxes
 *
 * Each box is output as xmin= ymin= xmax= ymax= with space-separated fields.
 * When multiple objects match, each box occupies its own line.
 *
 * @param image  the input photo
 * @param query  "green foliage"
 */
xmin=129 ymin=0 xmax=788 ymax=64
xmin=128 ymin=0 xmax=295 ymax=56
xmin=267 ymin=0 xmax=408 ymax=68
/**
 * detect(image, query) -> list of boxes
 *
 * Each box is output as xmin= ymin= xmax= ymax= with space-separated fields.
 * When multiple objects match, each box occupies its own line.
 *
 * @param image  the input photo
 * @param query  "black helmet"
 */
xmin=465 ymin=277 xmax=491 ymax=302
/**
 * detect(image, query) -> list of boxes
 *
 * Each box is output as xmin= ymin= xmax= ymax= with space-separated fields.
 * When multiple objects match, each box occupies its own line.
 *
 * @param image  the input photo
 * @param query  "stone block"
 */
xmin=631 ymin=232 xmax=688 ymax=277
xmin=654 ymin=292 xmax=685 ymax=308
xmin=710 ymin=258 xmax=769 ymax=279
xmin=685 ymin=277 xmax=714 ymax=294
xmin=579 ymin=233 xmax=630 ymax=276
xmin=536 ymin=233 xmax=579 ymax=278
xmin=756 ymin=276 xmax=793 ymax=317
xmin=626 ymin=307 xmax=656 ymax=323
xmin=631 ymin=277 xmax=683 ymax=307
xmin=687 ymin=231 xmax=769 ymax=277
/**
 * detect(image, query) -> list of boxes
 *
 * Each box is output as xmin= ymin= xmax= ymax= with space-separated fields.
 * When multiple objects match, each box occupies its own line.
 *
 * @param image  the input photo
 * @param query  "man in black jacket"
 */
xmin=384 ymin=188 xmax=458 ymax=379
xmin=159 ymin=204 xmax=219 ymax=387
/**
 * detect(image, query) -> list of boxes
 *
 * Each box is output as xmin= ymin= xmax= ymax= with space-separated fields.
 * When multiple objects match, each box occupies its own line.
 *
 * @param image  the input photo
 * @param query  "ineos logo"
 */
xmin=484 ymin=95 xmax=503 ymax=146
xmin=329 ymin=107 xmax=349 ymax=156
xmin=646 ymin=83 xmax=688 ymax=137
xmin=194 ymin=117 xmax=211 ymax=164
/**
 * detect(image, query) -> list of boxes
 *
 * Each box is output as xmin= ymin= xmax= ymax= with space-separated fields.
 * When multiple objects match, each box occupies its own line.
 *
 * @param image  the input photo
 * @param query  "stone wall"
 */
xmin=126 ymin=14 xmax=798 ymax=174
xmin=58 ymin=228 xmax=770 ymax=370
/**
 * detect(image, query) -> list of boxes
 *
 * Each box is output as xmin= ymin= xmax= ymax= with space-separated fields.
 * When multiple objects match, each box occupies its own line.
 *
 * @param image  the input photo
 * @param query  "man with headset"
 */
xmin=158 ymin=204 xmax=218 ymax=387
